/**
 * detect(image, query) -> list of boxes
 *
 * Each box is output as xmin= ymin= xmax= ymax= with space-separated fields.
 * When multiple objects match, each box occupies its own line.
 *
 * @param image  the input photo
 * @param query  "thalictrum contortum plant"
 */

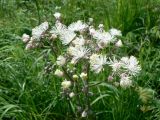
xmin=22 ymin=12 xmax=141 ymax=118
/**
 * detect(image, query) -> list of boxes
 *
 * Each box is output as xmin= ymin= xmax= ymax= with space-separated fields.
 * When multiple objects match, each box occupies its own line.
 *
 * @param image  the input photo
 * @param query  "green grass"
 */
xmin=0 ymin=0 xmax=160 ymax=119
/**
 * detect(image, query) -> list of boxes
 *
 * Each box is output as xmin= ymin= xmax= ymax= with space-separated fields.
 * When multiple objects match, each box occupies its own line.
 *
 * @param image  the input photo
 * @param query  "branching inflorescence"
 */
xmin=22 ymin=12 xmax=141 ymax=118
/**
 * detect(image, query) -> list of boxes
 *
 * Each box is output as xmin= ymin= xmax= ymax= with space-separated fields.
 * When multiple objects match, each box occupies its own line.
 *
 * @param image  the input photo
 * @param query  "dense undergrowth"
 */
xmin=0 ymin=0 xmax=160 ymax=120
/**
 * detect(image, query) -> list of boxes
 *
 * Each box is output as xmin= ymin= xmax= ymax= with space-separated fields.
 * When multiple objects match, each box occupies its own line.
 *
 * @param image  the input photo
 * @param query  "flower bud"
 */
xmin=98 ymin=24 xmax=104 ymax=29
xmin=56 ymin=55 xmax=66 ymax=66
xmin=81 ymin=111 xmax=87 ymax=117
xmin=114 ymin=82 xmax=119 ymax=87
xmin=73 ymin=74 xmax=78 ymax=81
xmin=54 ymin=12 xmax=61 ymax=20
xmin=61 ymin=80 xmax=71 ymax=89
xmin=120 ymin=79 xmax=132 ymax=88
xmin=115 ymin=40 xmax=123 ymax=47
xmin=69 ymin=92 xmax=75 ymax=98
xmin=70 ymin=58 xmax=76 ymax=64
xmin=50 ymin=34 xmax=57 ymax=40
xmin=25 ymin=43 xmax=33 ymax=50
xmin=80 ymin=72 xmax=87 ymax=80
xmin=108 ymin=75 xmax=113 ymax=82
xmin=89 ymin=26 xmax=96 ymax=35
xmin=22 ymin=33 xmax=30 ymax=43
xmin=54 ymin=69 xmax=64 ymax=77
xmin=89 ymin=18 xmax=93 ymax=23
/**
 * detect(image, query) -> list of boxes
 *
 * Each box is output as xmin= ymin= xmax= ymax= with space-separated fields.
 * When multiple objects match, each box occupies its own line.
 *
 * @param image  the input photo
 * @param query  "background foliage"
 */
xmin=0 ymin=0 xmax=160 ymax=119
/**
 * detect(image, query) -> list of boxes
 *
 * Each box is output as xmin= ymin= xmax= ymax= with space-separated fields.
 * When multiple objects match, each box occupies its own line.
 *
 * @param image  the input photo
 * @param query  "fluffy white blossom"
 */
xmin=60 ymin=30 xmax=76 ymax=45
xmin=54 ymin=69 xmax=64 ymax=77
xmin=68 ymin=20 xmax=88 ymax=32
xmin=109 ymin=57 xmax=122 ymax=72
xmin=68 ymin=46 xmax=90 ymax=63
xmin=89 ymin=26 xmax=96 ymax=35
xmin=22 ymin=33 xmax=30 ymax=43
xmin=120 ymin=75 xmax=132 ymax=88
xmin=72 ymin=35 xmax=85 ymax=46
xmin=50 ymin=22 xmax=67 ymax=35
xmin=91 ymin=29 xmax=113 ymax=48
xmin=56 ymin=55 xmax=66 ymax=66
xmin=32 ymin=21 xmax=49 ymax=40
xmin=51 ymin=22 xmax=76 ymax=45
xmin=109 ymin=28 xmax=122 ymax=37
xmin=90 ymin=54 xmax=107 ymax=73
xmin=61 ymin=80 xmax=72 ymax=89
xmin=121 ymin=56 xmax=141 ymax=76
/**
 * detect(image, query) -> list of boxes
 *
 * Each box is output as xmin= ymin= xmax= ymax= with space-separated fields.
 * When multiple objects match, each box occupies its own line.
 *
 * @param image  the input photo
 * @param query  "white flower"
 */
xmin=109 ymin=28 xmax=122 ymax=37
xmin=68 ymin=20 xmax=88 ymax=32
xmin=90 ymin=54 xmax=107 ymax=73
xmin=89 ymin=26 xmax=95 ymax=34
xmin=50 ymin=22 xmax=67 ymax=35
xmin=91 ymin=30 xmax=113 ymax=48
xmin=121 ymin=56 xmax=141 ymax=76
xmin=120 ymin=75 xmax=132 ymax=88
xmin=109 ymin=57 xmax=122 ymax=72
xmin=61 ymin=80 xmax=72 ymax=89
xmin=50 ymin=22 xmax=76 ymax=45
xmin=72 ymin=35 xmax=85 ymax=46
xmin=56 ymin=55 xmax=66 ymax=66
xmin=22 ymin=33 xmax=30 ymax=43
xmin=54 ymin=12 xmax=61 ymax=19
xmin=54 ymin=69 xmax=64 ymax=77
xmin=32 ymin=21 xmax=49 ymax=40
xmin=59 ymin=30 xmax=76 ymax=45
xmin=68 ymin=46 xmax=90 ymax=63
xmin=97 ymin=35 xmax=110 ymax=48
xmin=115 ymin=40 xmax=123 ymax=47
xmin=80 ymin=72 xmax=87 ymax=80
xmin=69 ymin=92 xmax=75 ymax=98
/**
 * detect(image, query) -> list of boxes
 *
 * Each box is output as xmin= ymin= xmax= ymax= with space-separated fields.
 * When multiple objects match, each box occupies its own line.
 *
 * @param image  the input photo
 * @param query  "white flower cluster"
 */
xmin=109 ymin=56 xmax=141 ymax=88
xmin=22 ymin=22 xmax=49 ymax=50
xmin=89 ymin=54 xmax=107 ymax=73
xmin=22 ymin=12 xmax=141 ymax=89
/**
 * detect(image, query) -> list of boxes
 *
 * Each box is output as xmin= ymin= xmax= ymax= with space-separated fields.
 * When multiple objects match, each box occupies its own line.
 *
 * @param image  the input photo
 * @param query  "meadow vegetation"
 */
xmin=0 ymin=0 xmax=160 ymax=120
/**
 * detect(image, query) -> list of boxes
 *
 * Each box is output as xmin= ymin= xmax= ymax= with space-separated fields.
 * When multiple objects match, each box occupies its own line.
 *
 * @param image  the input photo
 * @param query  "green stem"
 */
xmin=75 ymin=81 xmax=81 ymax=107
xmin=89 ymin=80 xmax=106 ymax=87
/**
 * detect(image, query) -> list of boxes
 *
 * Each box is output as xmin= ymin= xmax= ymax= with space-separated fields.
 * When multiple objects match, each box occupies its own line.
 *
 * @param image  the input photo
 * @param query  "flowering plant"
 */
xmin=22 ymin=12 xmax=143 ymax=118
